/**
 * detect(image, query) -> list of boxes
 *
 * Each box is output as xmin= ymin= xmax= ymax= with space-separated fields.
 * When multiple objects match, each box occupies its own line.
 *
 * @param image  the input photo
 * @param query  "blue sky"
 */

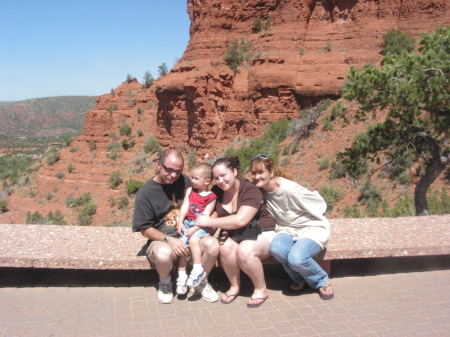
xmin=0 ymin=0 xmax=190 ymax=101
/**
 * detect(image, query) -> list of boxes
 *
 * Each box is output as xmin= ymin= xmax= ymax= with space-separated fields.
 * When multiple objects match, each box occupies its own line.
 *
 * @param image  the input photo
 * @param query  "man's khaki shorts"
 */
xmin=146 ymin=240 xmax=179 ymax=264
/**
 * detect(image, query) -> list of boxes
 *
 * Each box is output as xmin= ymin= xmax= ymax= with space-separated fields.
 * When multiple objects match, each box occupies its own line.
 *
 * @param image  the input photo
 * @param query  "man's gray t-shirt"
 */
xmin=132 ymin=174 xmax=191 ymax=239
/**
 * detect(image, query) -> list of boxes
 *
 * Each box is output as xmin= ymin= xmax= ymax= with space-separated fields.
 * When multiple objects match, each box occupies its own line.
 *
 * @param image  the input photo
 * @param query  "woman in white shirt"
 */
xmin=249 ymin=154 xmax=334 ymax=300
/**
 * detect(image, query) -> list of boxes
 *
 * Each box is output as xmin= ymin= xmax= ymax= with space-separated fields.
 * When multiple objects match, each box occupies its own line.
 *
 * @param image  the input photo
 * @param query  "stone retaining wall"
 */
xmin=0 ymin=215 xmax=449 ymax=270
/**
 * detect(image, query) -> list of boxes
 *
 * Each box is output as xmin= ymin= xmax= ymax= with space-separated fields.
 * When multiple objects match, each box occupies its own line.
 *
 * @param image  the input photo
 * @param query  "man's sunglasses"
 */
xmin=251 ymin=154 xmax=269 ymax=161
xmin=161 ymin=162 xmax=183 ymax=175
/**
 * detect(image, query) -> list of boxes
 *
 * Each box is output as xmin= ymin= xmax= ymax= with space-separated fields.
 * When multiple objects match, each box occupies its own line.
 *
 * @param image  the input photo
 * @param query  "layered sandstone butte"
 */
xmin=3 ymin=0 xmax=449 ymax=225
xmin=85 ymin=0 xmax=450 ymax=157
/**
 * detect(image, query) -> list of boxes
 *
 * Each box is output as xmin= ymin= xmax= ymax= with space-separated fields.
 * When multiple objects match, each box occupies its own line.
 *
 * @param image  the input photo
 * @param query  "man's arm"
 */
xmin=140 ymin=227 xmax=190 ymax=257
xmin=140 ymin=226 xmax=167 ymax=241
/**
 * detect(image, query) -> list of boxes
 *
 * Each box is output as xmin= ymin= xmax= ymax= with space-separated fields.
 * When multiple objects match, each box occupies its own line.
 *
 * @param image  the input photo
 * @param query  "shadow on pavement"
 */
xmin=330 ymin=255 xmax=450 ymax=278
xmin=0 ymin=255 xmax=448 ymax=289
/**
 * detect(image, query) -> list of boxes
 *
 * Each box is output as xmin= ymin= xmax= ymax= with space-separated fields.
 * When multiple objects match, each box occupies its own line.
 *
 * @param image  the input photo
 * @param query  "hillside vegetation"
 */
xmin=0 ymin=96 xmax=96 ymax=147
xmin=1 ymin=20 xmax=449 ymax=225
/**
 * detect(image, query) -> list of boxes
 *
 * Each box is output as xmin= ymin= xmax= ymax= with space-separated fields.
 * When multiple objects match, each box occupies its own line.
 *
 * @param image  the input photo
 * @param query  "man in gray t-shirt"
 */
xmin=133 ymin=149 xmax=219 ymax=304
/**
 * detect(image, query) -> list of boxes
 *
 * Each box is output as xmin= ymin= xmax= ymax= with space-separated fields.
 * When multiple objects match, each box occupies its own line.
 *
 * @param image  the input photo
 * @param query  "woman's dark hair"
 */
xmin=212 ymin=155 xmax=240 ymax=173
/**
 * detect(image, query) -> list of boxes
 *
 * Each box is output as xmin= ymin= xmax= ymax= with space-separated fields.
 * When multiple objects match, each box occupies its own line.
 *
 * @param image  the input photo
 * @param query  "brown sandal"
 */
xmin=247 ymin=296 xmax=268 ymax=308
xmin=220 ymin=292 xmax=238 ymax=304
xmin=319 ymin=283 xmax=334 ymax=300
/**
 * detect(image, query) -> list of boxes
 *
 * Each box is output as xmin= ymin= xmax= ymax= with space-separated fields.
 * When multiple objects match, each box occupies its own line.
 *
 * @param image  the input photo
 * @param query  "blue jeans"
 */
xmin=179 ymin=218 xmax=210 ymax=247
xmin=269 ymin=233 xmax=328 ymax=289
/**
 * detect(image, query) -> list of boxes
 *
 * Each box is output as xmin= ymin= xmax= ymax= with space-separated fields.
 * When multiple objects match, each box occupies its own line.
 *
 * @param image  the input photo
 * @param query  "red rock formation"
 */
xmin=2 ymin=0 xmax=449 ymax=225
xmin=77 ymin=0 xmax=450 ymax=158
xmin=156 ymin=0 xmax=449 ymax=156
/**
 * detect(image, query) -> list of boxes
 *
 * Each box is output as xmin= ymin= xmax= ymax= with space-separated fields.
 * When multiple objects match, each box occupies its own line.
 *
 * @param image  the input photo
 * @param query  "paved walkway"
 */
xmin=1 ymin=261 xmax=449 ymax=337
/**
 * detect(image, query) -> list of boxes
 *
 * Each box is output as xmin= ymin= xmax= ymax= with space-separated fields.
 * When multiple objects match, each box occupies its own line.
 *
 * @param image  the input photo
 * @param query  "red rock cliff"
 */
xmin=82 ymin=0 xmax=449 ymax=157
xmin=2 ymin=0 xmax=449 ymax=225
xmin=160 ymin=0 xmax=448 ymax=154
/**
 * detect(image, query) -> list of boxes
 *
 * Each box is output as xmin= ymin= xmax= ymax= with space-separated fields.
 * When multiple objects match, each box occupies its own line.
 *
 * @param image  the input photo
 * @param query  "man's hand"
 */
xmin=167 ymin=237 xmax=189 ymax=257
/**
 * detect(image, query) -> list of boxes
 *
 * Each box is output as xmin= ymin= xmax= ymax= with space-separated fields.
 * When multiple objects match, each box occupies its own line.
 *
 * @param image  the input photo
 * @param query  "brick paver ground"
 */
xmin=1 ymin=260 xmax=449 ymax=337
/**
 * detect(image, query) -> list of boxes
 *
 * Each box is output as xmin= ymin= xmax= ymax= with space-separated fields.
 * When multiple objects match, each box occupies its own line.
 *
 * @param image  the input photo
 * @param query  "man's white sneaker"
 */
xmin=157 ymin=281 xmax=173 ymax=304
xmin=187 ymin=269 xmax=207 ymax=288
xmin=195 ymin=280 xmax=219 ymax=303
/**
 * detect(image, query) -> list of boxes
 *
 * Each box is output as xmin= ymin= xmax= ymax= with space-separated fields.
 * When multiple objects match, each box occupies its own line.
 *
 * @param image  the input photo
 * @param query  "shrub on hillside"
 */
xmin=0 ymin=155 xmax=37 ymax=181
xmin=108 ymin=132 xmax=118 ymax=140
xmin=316 ymin=99 xmax=332 ymax=113
xmin=143 ymin=71 xmax=154 ymax=88
xmin=288 ymin=99 xmax=331 ymax=145
xmin=121 ymin=139 xmax=135 ymax=150
xmin=26 ymin=211 xmax=46 ymax=224
xmin=106 ymin=150 xmax=121 ymax=161
xmin=428 ymin=188 xmax=450 ymax=215
xmin=119 ymin=122 xmax=132 ymax=136
xmin=358 ymin=179 xmax=383 ymax=217
xmin=71 ymin=193 xmax=92 ymax=207
xmin=279 ymin=155 xmax=290 ymax=167
xmin=78 ymin=202 xmax=96 ymax=226
xmin=131 ymin=152 xmax=149 ymax=174
xmin=382 ymin=28 xmax=415 ymax=55
xmin=107 ymin=142 xmax=120 ymax=151
xmin=330 ymin=101 xmax=347 ymax=121
xmin=234 ymin=118 xmax=289 ymax=171
xmin=260 ymin=118 xmax=289 ymax=143
xmin=319 ymin=186 xmax=344 ymax=212
xmin=322 ymin=117 xmax=334 ymax=131
xmin=252 ymin=18 xmax=262 ymax=32
xmin=317 ymin=158 xmax=331 ymax=171
xmin=108 ymin=171 xmax=123 ymax=190
xmin=224 ymin=38 xmax=251 ymax=72
xmin=158 ymin=63 xmax=168 ymax=77
xmin=108 ymin=196 xmax=116 ymax=208
xmin=0 ymin=199 xmax=7 ymax=213
xmin=143 ymin=135 xmax=162 ymax=154
xmin=126 ymin=180 xmax=144 ymax=195
xmin=107 ymin=104 xmax=118 ymax=114
xmin=117 ymin=196 xmax=129 ymax=209
xmin=66 ymin=195 xmax=74 ymax=208
xmin=47 ymin=209 xmax=66 ymax=226
xmin=46 ymin=152 xmax=61 ymax=165
xmin=252 ymin=17 xmax=271 ymax=33
xmin=187 ymin=149 xmax=197 ymax=169
xmin=344 ymin=205 xmax=363 ymax=218
xmin=329 ymin=160 xmax=347 ymax=180
xmin=386 ymin=193 xmax=415 ymax=217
